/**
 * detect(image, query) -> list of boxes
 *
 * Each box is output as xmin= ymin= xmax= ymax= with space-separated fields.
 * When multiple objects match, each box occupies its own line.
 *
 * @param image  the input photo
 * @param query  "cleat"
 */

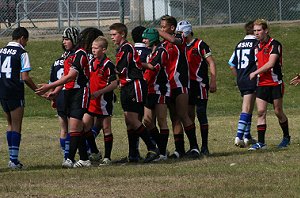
xmin=89 ymin=152 xmax=102 ymax=162
xmin=244 ymin=138 xmax=257 ymax=147
xmin=73 ymin=160 xmax=91 ymax=168
xmin=62 ymin=158 xmax=74 ymax=168
xmin=144 ymin=149 xmax=159 ymax=163
xmin=277 ymin=136 xmax=291 ymax=148
xmin=8 ymin=161 xmax=23 ymax=170
xmin=153 ymin=154 xmax=168 ymax=162
xmin=186 ymin=148 xmax=201 ymax=159
xmin=248 ymin=142 xmax=267 ymax=151
xmin=169 ymin=151 xmax=184 ymax=159
xmin=234 ymin=137 xmax=245 ymax=148
xmin=200 ymin=146 xmax=210 ymax=156
xmin=99 ymin=158 xmax=111 ymax=166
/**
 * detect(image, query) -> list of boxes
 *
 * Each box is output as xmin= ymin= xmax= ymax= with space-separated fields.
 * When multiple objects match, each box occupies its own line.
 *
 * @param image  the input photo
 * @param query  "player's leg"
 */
xmin=196 ymin=99 xmax=210 ymax=156
xmin=91 ymin=117 xmax=102 ymax=138
xmin=58 ymin=114 xmax=69 ymax=161
xmin=144 ymin=106 xmax=159 ymax=146
xmin=155 ymin=103 xmax=169 ymax=157
xmin=175 ymin=93 xmax=199 ymax=155
xmin=272 ymin=88 xmax=290 ymax=148
xmin=242 ymin=93 xmax=256 ymax=146
xmin=99 ymin=116 xmax=113 ymax=165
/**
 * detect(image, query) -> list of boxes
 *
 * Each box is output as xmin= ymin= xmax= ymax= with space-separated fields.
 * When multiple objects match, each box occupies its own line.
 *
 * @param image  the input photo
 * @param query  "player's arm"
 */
xmin=228 ymin=52 xmax=237 ymax=76
xmin=158 ymin=30 xmax=182 ymax=45
xmin=250 ymin=54 xmax=278 ymax=80
xmin=142 ymin=62 xmax=155 ymax=70
xmin=21 ymin=71 xmax=38 ymax=91
xmin=207 ymin=56 xmax=217 ymax=93
xmin=290 ymin=73 xmax=300 ymax=86
xmin=36 ymin=68 xmax=77 ymax=95
xmin=92 ymin=80 xmax=118 ymax=99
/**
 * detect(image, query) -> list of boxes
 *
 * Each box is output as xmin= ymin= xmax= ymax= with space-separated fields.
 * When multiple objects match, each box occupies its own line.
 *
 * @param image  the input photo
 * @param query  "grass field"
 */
xmin=0 ymin=22 xmax=300 ymax=197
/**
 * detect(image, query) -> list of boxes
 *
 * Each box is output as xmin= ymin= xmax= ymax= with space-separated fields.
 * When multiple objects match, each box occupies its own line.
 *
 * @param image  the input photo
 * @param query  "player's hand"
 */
xmin=91 ymin=91 xmax=101 ymax=99
xmin=209 ymin=82 xmax=217 ymax=93
xmin=35 ymin=83 xmax=50 ymax=95
xmin=249 ymin=72 xmax=256 ymax=80
xmin=290 ymin=73 xmax=300 ymax=86
xmin=46 ymin=91 xmax=57 ymax=100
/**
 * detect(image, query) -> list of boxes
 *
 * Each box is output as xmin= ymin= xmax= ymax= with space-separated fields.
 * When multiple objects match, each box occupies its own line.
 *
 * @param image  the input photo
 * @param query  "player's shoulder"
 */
xmin=270 ymin=38 xmax=281 ymax=46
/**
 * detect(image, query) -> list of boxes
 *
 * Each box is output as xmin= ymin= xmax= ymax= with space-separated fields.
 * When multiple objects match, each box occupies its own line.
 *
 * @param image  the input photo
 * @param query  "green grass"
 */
xmin=0 ymin=22 xmax=300 ymax=197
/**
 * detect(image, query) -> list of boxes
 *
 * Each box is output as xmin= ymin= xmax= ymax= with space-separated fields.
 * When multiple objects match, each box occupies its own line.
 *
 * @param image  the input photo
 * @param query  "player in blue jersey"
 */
xmin=228 ymin=21 xmax=257 ymax=148
xmin=0 ymin=27 xmax=40 ymax=169
xmin=131 ymin=26 xmax=152 ymax=63
xmin=49 ymin=53 xmax=70 ymax=163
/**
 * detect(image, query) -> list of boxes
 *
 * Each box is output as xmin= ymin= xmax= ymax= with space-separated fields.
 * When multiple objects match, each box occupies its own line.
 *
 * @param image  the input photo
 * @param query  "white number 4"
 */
xmin=0 ymin=56 xmax=12 ymax=78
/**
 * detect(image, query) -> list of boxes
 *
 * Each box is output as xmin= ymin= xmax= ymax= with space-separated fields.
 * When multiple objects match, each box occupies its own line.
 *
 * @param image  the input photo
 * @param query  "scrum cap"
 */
xmin=176 ymin=20 xmax=192 ymax=37
xmin=62 ymin=27 xmax=80 ymax=45
xmin=142 ymin=28 xmax=159 ymax=47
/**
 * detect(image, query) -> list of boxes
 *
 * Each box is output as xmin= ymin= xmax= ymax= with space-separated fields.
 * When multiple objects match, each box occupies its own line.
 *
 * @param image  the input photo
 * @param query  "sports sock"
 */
xmin=69 ymin=132 xmax=81 ymax=161
xmin=6 ymin=131 xmax=12 ymax=161
xmin=78 ymin=131 xmax=89 ymax=160
xmin=64 ymin=133 xmax=70 ymax=160
xmin=159 ymin=129 xmax=169 ymax=155
xmin=149 ymin=127 xmax=160 ymax=146
xmin=91 ymin=126 xmax=101 ymax=138
xmin=85 ymin=130 xmax=99 ymax=154
xmin=127 ymin=129 xmax=139 ymax=159
xmin=236 ymin=113 xmax=249 ymax=139
xmin=244 ymin=113 xmax=253 ymax=139
xmin=200 ymin=124 xmax=208 ymax=148
xmin=60 ymin=137 xmax=66 ymax=152
xmin=184 ymin=123 xmax=199 ymax=150
xmin=136 ymin=125 xmax=157 ymax=151
xmin=104 ymin=134 xmax=113 ymax=159
xmin=257 ymin=124 xmax=266 ymax=144
xmin=279 ymin=119 xmax=290 ymax=138
xmin=11 ymin=131 xmax=21 ymax=164
xmin=174 ymin=133 xmax=185 ymax=155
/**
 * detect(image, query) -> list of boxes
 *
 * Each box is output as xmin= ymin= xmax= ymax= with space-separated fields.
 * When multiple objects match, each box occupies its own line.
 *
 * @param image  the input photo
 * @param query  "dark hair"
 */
xmin=245 ymin=20 xmax=254 ymax=35
xmin=75 ymin=27 xmax=104 ymax=54
xmin=12 ymin=27 xmax=29 ymax=40
xmin=160 ymin=15 xmax=177 ymax=28
xmin=109 ymin=23 xmax=128 ymax=38
xmin=131 ymin=26 xmax=146 ymax=43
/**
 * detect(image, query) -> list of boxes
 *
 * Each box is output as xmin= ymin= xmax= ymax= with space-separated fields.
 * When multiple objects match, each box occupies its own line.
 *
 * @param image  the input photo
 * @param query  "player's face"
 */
xmin=20 ymin=36 xmax=28 ymax=47
xmin=253 ymin=25 xmax=268 ymax=42
xmin=160 ymin=20 xmax=174 ymax=34
xmin=63 ymin=38 xmax=73 ymax=51
xmin=143 ymin=38 xmax=150 ymax=47
xmin=110 ymin=30 xmax=124 ymax=46
xmin=92 ymin=41 xmax=106 ymax=58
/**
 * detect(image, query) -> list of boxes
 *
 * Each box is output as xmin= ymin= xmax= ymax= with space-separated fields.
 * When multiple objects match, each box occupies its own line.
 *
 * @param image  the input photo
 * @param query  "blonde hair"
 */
xmin=254 ymin=19 xmax=269 ymax=30
xmin=93 ymin=36 xmax=108 ymax=49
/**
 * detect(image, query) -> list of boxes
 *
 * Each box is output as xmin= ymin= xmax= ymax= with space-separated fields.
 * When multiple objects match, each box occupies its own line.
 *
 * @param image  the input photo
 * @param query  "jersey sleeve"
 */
xmin=228 ymin=51 xmax=237 ymax=67
xmin=270 ymin=40 xmax=282 ymax=56
xmin=199 ymin=41 xmax=212 ymax=59
xmin=71 ymin=50 xmax=88 ymax=72
xmin=106 ymin=61 xmax=117 ymax=83
xmin=20 ymin=52 xmax=31 ymax=72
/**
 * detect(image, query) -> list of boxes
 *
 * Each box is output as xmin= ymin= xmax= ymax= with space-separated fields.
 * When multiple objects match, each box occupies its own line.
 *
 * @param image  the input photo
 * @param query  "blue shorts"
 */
xmin=0 ymin=99 xmax=25 ymax=112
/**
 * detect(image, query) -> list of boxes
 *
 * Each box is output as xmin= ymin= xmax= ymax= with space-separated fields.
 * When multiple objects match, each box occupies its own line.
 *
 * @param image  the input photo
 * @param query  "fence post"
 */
xmin=228 ymin=0 xmax=231 ymax=24
xmin=67 ymin=0 xmax=70 ymax=27
xmin=198 ymin=0 xmax=201 ymax=26
xmin=279 ymin=0 xmax=282 ymax=21
xmin=97 ymin=0 xmax=100 ymax=28
xmin=58 ymin=0 xmax=63 ymax=31
xmin=152 ymin=0 xmax=155 ymax=21
xmin=119 ymin=0 xmax=124 ymax=24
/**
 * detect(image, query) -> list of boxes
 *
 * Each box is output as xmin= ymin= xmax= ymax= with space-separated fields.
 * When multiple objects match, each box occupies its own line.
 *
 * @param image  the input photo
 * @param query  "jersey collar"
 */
xmin=7 ymin=41 xmax=25 ymax=50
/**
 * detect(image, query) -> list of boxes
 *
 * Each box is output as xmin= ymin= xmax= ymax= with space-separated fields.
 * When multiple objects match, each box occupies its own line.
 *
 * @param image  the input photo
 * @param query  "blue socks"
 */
xmin=236 ymin=113 xmax=252 ymax=139
xmin=60 ymin=133 xmax=70 ymax=160
xmin=7 ymin=131 xmax=21 ymax=164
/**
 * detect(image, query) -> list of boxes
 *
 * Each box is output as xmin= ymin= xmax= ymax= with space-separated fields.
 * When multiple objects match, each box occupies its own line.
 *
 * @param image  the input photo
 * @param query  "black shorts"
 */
xmin=256 ymin=84 xmax=284 ymax=104
xmin=189 ymin=81 xmax=209 ymax=105
xmin=145 ymin=94 xmax=170 ymax=109
xmin=120 ymin=80 xmax=147 ymax=115
xmin=240 ymin=89 xmax=256 ymax=97
xmin=0 ymin=99 xmax=25 ymax=112
xmin=86 ymin=111 xmax=110 ymax=119
xmin=64 ymin=88 xmax=88 ymax=120
xmin=170 ymin=87 xmax=189 ymax=104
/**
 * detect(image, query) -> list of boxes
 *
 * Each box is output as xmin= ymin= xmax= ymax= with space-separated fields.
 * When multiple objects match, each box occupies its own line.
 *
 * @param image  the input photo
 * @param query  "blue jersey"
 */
xmin=134 ymin=43 xmax=151 ymax=63
xmin=49 ymin=56 xmax=65 ymax=111
xmin=228 ymin=35 xmax=258 ymax=92
xmin=0 ymin=42 xmax=31 ymax=99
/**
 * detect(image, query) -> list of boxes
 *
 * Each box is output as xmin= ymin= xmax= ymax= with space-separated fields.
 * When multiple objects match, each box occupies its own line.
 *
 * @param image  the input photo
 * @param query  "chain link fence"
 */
xmin=1 ymin=0 xmax=300 ymax=36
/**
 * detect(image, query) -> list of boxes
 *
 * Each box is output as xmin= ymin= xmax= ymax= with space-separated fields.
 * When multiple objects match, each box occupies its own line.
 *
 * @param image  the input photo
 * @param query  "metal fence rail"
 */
xmin=1 ymin=0 xmax=300 ymax=36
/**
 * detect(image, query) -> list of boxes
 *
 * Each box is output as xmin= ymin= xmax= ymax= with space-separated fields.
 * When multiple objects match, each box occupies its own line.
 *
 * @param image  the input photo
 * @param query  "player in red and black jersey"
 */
xmin=142 ymin=28 xmax=170 ymax=161
xmin=249 ymin=19 xmax=290 ymax=150
xmin=109 ymin=23 xmax=159 ymax=163
xmin=37 ymin=27 xmax=103 ymax=168
xmin=83 ymin=36 xmax=118 ymax=165
xmin=177 ymin=20 xmax=217 ymax=156
xmin=159 ymin=15 xmax=200 ymax=158
xmin=0 ymin=27 xmax=40 ymax=169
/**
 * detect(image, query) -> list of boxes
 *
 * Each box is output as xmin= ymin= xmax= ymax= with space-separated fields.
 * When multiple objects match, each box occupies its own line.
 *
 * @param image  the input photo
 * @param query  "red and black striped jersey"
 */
xmin=63 ymin=48 xmax=89 ymax=90
xmin=115 ymin=40 xmax=143 ymax=87
xmin=144 ymin=44 xmax=170 ymax=96
xmin=162 ymin=33 xmax=189 ymax=89
xmin=186 ymin=38 xmax=212 ymax=86
xmin=255 ymin=37 xmax=283 ymax=86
